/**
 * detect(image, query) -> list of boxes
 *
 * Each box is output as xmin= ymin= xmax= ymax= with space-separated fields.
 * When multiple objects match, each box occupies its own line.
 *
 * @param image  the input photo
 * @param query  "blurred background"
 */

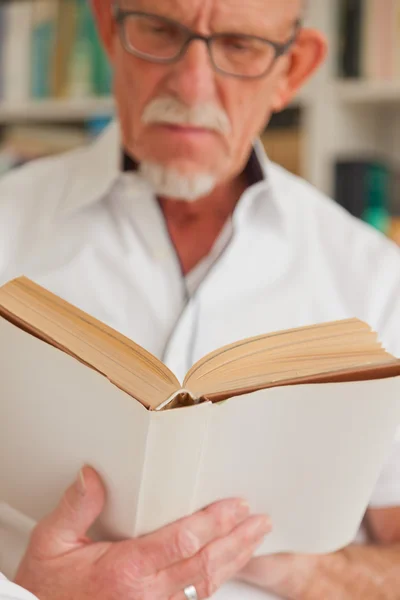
xmin=0 ymin=0 xmax=399 ymax=246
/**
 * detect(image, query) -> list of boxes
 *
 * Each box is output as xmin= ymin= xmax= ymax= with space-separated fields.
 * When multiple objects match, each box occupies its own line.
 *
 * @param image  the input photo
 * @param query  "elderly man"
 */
xmin=1 ymin=0 xmax=400 ymax=598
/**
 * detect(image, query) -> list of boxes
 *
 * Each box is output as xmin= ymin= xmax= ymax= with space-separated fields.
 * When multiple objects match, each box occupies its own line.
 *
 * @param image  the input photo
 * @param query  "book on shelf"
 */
xmin=0 ymin=0 xmax=111 ymax=104
xmin=389 ymin=217 xmax=400 ymax=245
xmin=338 ymin=0 xmax=364 ymax=78
xmin=334 ymin=157 xmax=393 ymax=234
xmin=0 ymin=124 xmax=88 ymax=176
xmin=338 ymin=0 xmax=400 ymax=81
xmin=31 ymin=0 xmax=58 ymax=99
xmin=261 ymin=107 xmax=302 ymax=177
xmin=390 ymin=171 xmax=400 ymax=245
xmin=0 ymin=118 xmax=113 ymax=177
xmin=0 ymin=0 xmax=32 ymax=103
xmin=1 ymin=276 xmax=400 ymax=555
xmin=51 ymin=0 xmax=77 ymax=98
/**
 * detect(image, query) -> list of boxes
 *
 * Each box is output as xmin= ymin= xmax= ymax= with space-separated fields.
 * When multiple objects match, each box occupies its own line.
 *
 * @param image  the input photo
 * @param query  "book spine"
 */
xmin=334 ymin=159 xmax=391 ymax=232
xmin=391 ymin=167 xmax=400 ymax=217
xmin=30 ymin=0 xmax=58 ymax=99
xmin=395 ymin=0 xmax=400 ymax=79
xmin=362 ymin=162 xmax=391 ymax=234
xmin=334 ymin=161 xmax=368 ymax=219
xmin=51 ymin=0 xmax=78 ymax=98
xmin=375 ymin=0 xmax=395 ymax=80
xmin=361 ymin=0 xmax=376 ymax=79
xmin=85 ymin=2 xmax=113 ymax=97
xmin=66 ymin=0 xmax=95 ymax=98
xmin=0 ymin=5 xmax=5 ymax=100
xmin=1 ymin=0 xmax=33 ymax=102
xmin=134 ymin=402 xmax=212 ymax=537
xmin=339 ymin=0 xmax=363 ymax=78
xmin=389 ymin=217 xmax=400 ymax=245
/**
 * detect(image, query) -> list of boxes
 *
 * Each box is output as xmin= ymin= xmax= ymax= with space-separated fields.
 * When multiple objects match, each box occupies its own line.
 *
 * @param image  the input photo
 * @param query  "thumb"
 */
xmin=31 ymin=466 xmax=106 ymax=557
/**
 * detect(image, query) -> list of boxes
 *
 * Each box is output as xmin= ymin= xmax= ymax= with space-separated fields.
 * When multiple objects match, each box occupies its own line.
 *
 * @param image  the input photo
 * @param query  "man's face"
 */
xmin=94 ymin=0 xmax=325 ymax=195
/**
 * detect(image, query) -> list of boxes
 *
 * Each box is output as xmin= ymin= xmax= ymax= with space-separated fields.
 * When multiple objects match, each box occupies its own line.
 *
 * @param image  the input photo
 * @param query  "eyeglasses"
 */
xmin=112 ymin=4 xmax=300 ymax=80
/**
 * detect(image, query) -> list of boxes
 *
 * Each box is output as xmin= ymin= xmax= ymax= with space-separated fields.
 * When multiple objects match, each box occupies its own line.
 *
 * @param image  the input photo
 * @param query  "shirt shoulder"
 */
xmin=0 ymin=148 xmax=84 ymax=280
xmin=0 ymin=146 xmax=83 ymax=215
xmin=268 ymin=163 xmax=400 ymax=355
xmin=269 ymin=161 xmax=400 ymax=266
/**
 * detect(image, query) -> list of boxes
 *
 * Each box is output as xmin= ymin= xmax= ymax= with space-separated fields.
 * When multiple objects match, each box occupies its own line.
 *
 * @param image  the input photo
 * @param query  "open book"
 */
xmin=0 ymin=275 xmax=400 ymax=557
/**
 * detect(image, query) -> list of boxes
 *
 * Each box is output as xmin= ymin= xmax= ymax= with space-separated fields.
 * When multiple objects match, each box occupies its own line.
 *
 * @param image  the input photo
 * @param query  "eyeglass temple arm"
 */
xmin=278 ymin=19 xmax=302 ymax=55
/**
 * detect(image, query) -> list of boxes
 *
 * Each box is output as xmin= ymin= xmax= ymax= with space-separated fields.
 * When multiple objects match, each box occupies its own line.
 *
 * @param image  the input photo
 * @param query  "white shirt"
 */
xmin=0 ymin=575 xmax=35 ymax=600
xmin=0 ymin=121 xmax=400 ymax=600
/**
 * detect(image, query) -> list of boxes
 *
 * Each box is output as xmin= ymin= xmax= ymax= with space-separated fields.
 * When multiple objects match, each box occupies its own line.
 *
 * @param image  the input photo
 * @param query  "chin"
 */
xmin=139 ymin=160 xmax=219 ymax=202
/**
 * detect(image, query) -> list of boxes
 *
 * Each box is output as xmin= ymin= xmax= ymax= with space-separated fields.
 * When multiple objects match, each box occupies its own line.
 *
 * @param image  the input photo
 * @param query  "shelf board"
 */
xmin=0 ymin=94 xmax=305 ymax=124
xmin=335 ymin=80 xmax=400 ymax=105
xmin=0 ymin=97 xmax=115 ymax=123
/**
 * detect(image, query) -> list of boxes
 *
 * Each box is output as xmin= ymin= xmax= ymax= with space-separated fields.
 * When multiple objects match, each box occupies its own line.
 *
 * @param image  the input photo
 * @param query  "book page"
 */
xmin=0 ymin=277 xmax=180 ymax=409
xmin=0 ymin=317 xmax=150 ymax=541
xmin=190 ymin=377 xmax=400 ymax=554
xmin=183 ymin=318 xmax=399 ymax=400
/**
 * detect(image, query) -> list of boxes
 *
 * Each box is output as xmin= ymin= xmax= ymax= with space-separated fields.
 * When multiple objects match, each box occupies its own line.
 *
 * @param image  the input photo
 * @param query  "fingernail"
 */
xmin=260 ymin=515 xmax=272 ymax=533
xmin=76 ymin=468 xmax=86 ymax=496
xmin=250 ymin=515 xmax=272 ymax=536
xmin=235 ymin=500 xmax=250 ymax=519
xmin=253 ymin=533 xmax=268 ymax=551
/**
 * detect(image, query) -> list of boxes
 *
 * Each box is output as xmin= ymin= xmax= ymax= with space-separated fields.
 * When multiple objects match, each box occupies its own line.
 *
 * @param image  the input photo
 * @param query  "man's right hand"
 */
xmin=14 ymin=467 xmax=271 ymax=599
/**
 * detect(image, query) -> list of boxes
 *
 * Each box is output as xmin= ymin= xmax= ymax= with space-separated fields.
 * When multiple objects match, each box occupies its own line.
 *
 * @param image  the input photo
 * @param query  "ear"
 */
xmin=90 ymin=0 xmax=117 ymax=63
xmin=270 ymin=28 xmax=327 ymax=112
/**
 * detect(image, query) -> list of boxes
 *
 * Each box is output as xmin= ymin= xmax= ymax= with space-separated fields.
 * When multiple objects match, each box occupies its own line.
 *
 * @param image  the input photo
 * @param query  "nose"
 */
xmin=164 ymin=39 xmax=218 ymax=106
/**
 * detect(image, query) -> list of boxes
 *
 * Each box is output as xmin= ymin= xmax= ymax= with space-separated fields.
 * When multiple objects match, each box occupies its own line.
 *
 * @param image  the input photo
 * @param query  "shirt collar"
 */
xmin=60 ymin=120 xmax=273 ymax=217
xmin=60 ymin=121 xmax=121 ymax=217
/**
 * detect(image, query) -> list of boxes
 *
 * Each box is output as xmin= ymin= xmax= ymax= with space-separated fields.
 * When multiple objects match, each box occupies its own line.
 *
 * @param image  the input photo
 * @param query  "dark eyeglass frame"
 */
xmin=112 ymin=3 xmax=301 ymax=80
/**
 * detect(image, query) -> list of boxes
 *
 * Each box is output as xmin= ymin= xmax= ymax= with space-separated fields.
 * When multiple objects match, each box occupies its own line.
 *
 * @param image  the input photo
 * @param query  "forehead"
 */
xmin=122 ymin=0 xmax=301 ymax=37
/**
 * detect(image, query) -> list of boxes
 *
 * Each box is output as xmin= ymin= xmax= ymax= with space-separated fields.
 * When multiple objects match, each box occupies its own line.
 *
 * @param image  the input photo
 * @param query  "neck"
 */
xmin=159 ymin=172 xmax=248 ymax=275
xmin=121 ymin=148 xmax=260 ymax=275
xmin=158 ymin=172 xmax=247 ymax=221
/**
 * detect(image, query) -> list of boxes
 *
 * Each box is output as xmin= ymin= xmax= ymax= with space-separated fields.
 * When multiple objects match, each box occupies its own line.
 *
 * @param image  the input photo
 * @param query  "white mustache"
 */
xmin=142 ymin=96 xmax=231 ymax=136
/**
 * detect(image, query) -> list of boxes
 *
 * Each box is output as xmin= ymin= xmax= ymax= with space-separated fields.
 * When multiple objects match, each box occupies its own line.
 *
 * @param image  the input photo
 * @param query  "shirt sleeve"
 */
xmin=0 ymin=576 xmax=37 ymax=600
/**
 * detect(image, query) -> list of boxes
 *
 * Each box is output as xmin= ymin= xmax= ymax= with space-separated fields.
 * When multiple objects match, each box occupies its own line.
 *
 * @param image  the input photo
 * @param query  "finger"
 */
xmin=135 ymin=498 xmax=251 ymax=574
xmin=30 ymin=466 xmax=105 ymax=557
xmin=169 ymin=523 xmax=269 ymax=600
xmin=174 ymin=547 xmax=260 ymax=600
xmin=159 ymin=514 xmax=271 ymax=597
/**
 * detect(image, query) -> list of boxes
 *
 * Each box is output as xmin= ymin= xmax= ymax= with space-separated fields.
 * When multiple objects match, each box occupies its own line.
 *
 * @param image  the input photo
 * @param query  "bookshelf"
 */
xmin=0 ymin=94 xmax=305 ymax=124
xmin=335 ymin=81 xmax=400 ymax=105
xmin=302 ymin=0 xmax=400 ymax=203
xmin=0 ymin=97 xmax=115 ymax=124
